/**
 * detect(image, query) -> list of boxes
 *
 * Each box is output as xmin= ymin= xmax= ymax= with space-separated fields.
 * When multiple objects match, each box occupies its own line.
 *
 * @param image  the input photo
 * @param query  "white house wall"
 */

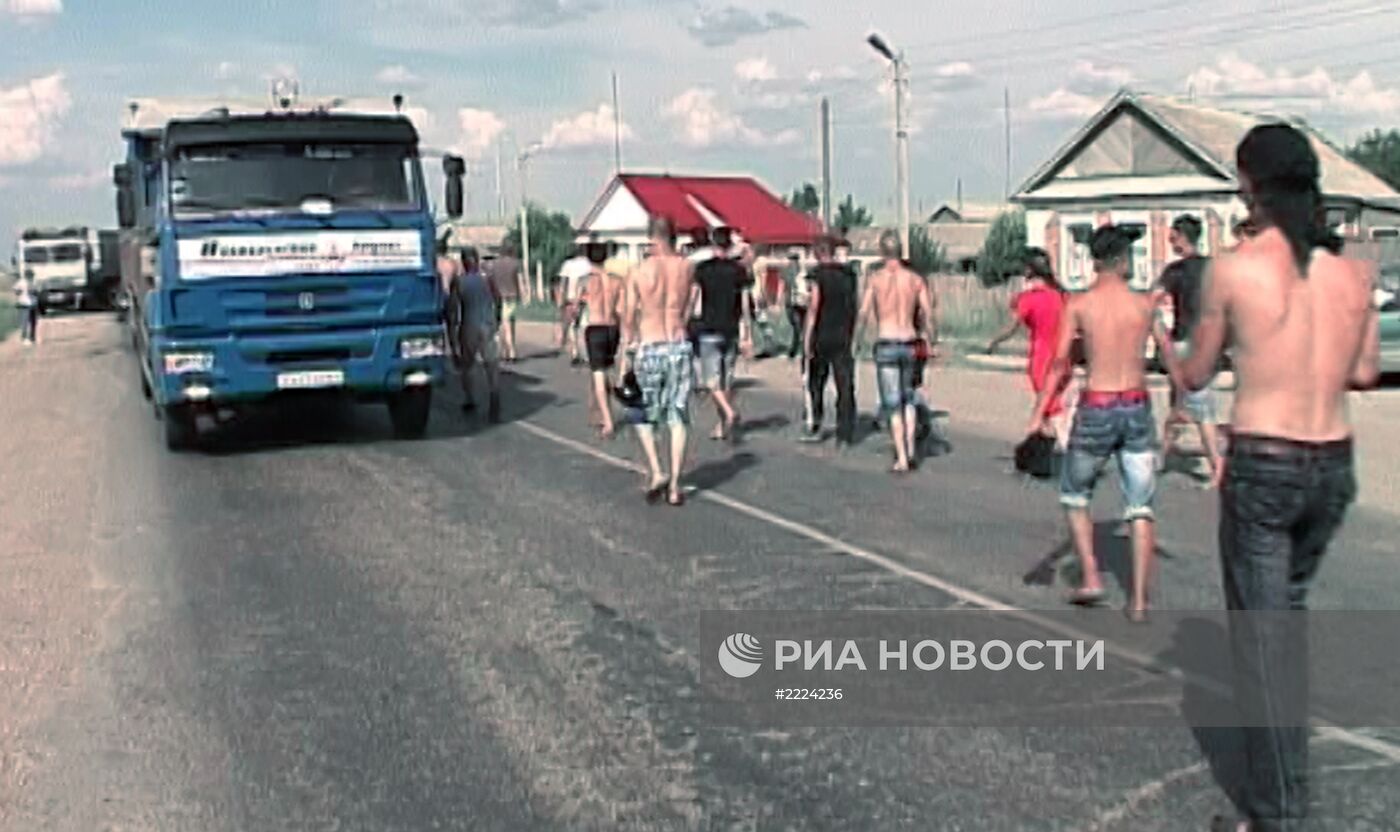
xmin=587 ymin=185 xmax=650 ymax=234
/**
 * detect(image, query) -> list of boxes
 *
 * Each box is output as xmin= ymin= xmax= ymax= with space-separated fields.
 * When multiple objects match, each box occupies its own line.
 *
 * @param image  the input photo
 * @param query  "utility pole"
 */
xmin=518 ymin=143 xmax=542 ymax=304
xmin=611 ymin=71 xmax=624 ymax=174
xmin=820 ymin=97 xmax=833 ymax=229
xmin=1004 ymin=86 xmax=1012 ymax=199
xmin=870 ymin=32 xmax=910 ymax=259
xmin=495 ymin=141 xmax=504 ymax=223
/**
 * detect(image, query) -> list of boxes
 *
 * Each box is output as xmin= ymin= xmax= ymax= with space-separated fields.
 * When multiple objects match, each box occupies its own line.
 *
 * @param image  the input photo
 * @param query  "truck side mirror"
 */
xmin=113 ymin=164 xmax=136 ymax=229
xmin=443 ymin=155 xmax=465 ymax=220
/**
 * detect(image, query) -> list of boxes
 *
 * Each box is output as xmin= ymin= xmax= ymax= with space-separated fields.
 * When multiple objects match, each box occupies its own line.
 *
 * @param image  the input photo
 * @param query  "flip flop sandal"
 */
xmin=1067 ymin=588 xmax=1108 ymax=606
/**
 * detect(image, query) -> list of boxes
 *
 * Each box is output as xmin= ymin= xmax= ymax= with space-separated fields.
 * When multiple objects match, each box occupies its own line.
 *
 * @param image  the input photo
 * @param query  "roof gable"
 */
xmin=585 ymin=173 xmax=821 ymax=245
xmin=1014 ymin=90 xmax=1399 ymax=203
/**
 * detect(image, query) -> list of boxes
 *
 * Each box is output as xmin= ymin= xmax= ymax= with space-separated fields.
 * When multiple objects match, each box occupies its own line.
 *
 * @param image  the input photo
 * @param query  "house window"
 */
xmin=1063 ymin=222 xmax=1094 ymax=290
xmin=1119 ymin=222 xmax=1152 ymax=290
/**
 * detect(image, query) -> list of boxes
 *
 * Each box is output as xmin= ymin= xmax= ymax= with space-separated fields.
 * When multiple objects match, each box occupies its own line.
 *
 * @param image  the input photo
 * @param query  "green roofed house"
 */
xmin=1012 ymin=89 xmax=1400 ymax=291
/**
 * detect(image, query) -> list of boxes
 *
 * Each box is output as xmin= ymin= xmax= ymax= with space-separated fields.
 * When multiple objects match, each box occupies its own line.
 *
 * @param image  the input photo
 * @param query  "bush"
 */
xmin=977 ymin=209 xmax=1027 ymax=286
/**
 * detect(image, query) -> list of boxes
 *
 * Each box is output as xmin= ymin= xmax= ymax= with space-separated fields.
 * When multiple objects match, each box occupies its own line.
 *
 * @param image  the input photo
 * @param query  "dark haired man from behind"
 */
xmin=1030 ymin=225 xmax=1180 ymax=621
xmin=801 ymin=235 xmax=859 ymax=447
xmin=1157 ymin=215 xmax=1224 ymax=485
xmin=1184 ymin=124 xmax=1379 ymax=832
xmin=691 ymin=226 xmax=752 ymax=442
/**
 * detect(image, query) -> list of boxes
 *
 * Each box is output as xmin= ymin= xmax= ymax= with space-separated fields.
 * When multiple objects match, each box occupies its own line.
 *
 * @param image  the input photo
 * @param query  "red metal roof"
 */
xmin=617 ymin=174 xmax=822 ymax=245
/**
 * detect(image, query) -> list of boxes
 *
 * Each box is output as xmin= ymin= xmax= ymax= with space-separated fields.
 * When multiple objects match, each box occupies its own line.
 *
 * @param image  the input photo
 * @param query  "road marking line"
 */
xmin=512 ymin=418 xmax=1400 ymax=764
xmin=1072 ymin=761 xmax=1210 ymax=832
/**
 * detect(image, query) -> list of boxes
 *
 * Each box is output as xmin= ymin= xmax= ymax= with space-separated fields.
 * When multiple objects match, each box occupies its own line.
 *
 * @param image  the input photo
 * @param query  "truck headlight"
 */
xmin=163 ymin=351 xmax=214 ymax=375
xmin=400 ymin=335 xmax=446 ymax=360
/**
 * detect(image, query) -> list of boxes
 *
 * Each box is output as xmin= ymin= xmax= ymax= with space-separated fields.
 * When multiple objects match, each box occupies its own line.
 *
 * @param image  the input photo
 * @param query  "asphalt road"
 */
xmin=2 ymin=314 xmax=1398 ymax=831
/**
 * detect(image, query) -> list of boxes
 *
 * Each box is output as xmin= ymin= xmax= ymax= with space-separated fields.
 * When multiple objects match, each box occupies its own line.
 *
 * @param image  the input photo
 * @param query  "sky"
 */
xmin=3 ymin=0 xmax=1400 ymax=253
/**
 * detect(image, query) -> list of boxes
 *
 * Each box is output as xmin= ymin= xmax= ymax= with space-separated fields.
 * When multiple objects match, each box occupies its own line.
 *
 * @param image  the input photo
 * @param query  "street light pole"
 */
xmin=518 ymin=142 xmax=543 ymax=303
xmin=868 ymin=32 xmax=910 ymax=260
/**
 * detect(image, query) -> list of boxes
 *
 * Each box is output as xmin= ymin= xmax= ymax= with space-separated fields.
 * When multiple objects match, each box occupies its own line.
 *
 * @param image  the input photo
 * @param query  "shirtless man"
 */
xmin=857 ymin=230 xmax=936 ymax=473
xmin=621 ymin=217 xmax=695 ymax=506
xmin=1181 ymin=124 xmax=1379 ymax=832
xmin=1030 ymin=224 xmax=1180 ymax=621
xmin=581 ymin=241 xmax=625 ymax=439
xmin=436 ymin=233 xmax=463 ymax=366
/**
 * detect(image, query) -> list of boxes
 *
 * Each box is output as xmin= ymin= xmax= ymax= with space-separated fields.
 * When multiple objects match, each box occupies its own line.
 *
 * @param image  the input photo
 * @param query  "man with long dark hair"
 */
xmin=1182 ymin=123 xmax=1380 ymax=832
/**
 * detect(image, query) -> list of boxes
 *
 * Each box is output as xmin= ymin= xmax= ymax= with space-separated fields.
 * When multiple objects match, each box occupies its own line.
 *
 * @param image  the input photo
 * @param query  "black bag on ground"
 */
xmin=1014 ymin=433 xmax=1057 ymax=479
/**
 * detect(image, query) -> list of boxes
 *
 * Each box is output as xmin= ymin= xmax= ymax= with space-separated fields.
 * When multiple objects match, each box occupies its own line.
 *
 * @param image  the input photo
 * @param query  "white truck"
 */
xmin=15 ymin=226 xmax=101 ymax=312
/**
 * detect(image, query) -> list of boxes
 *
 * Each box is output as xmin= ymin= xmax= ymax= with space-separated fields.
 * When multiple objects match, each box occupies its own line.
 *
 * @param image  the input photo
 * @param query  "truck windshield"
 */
xmin=50 ymin=244 xmax=83 ymax=263
xmin=170 ymin=142 xmax=420 ymax=216
xmin=24 ymin=247 xmax=52 ymax=264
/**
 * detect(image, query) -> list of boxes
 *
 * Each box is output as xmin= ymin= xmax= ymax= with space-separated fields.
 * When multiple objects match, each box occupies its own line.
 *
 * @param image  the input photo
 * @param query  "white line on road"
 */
xmin=512 ymin=418 xmax=1400 ymax=771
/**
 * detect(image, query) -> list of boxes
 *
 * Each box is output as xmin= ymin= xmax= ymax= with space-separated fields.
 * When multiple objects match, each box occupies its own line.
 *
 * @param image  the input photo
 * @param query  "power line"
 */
xmin=905 ymin=0 xmax=1390 ymax=81
xmin=900 ymin=0 xmax=1208 ymax=52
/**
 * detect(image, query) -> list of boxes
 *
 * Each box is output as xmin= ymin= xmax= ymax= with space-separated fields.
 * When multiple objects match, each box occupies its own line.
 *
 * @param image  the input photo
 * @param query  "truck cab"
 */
xmin=113 ymin=96 xmax=465 ymax=448
xmin=16 ymin=226 xmax=98 ymax=312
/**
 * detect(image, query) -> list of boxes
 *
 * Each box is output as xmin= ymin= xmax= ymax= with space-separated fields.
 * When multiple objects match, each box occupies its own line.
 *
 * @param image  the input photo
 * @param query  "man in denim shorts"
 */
xmin=858 ymin=230 xmax=936 ymax=473
xmin=1031 ymin=225 xmax=1181 ymax=621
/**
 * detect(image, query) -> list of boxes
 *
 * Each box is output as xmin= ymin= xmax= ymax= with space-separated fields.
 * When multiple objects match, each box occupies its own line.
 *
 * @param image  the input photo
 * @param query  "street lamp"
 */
xmin=518 ymin=142 xmax=544 ymax=303
xmin=868 ymin=31 xmax=910 ymax=261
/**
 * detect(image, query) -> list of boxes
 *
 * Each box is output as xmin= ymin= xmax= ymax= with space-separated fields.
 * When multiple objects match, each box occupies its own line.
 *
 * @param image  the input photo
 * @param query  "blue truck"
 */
xmin=112 ymin=95 xmax=466 ymax=449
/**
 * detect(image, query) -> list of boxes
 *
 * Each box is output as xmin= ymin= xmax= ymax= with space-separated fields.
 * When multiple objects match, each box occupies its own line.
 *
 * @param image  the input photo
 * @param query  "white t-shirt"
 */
xmin=13 ymin=277 xmax=35 ymax=307
xmin=559 ymin=256 xmax=592 ymax=302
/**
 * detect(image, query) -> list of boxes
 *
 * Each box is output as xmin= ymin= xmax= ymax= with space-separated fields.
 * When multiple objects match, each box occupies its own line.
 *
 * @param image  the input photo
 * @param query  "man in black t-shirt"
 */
xmin=801 ymin=235 xmax=859 ymax=446
xmin=691 ymin=227 xmax=752 ymax=441
xmin=1157 ymin=215 xmax=1223 ymax=484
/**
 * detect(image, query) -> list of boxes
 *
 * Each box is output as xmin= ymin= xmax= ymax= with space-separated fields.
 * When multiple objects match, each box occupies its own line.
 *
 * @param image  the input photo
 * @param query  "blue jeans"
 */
xmin=696 ymin=332 xmax=736 ymax=391
xmin=1220 ymin=435 xmax=1356 ymax=831
xmin=873 ymin=340 xmax=919 ymax=412
xmin=1059 ymin=396 xmax=1157 ymax=520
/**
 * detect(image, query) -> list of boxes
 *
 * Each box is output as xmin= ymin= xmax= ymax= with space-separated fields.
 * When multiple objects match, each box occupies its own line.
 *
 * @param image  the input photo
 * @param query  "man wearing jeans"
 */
xmin=1182 ymin=124 xmax=1379 ymax=832
xmin=858 ymin=230 xmax=936 ymax=473
xmin=691 ymin=227 xmax=751 ymax=442
xmin=1030 ymin=224 xmax=1179 ymax=621
xmin=801 ymin=235 xmax=858 ymax=447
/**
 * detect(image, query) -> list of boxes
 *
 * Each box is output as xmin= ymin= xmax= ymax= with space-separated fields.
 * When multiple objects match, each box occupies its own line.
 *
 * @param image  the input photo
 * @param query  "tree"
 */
xmin=834 ymin=195 xmax=873 ymax=230
xmin=908 ymin=226 xmax=949 ymax=276
xmin=787 ymin=183 xmax=821 ymax=215
xmin=1347 ymin=129 xmax=1400 ymax=190
xmin=504 ymin=202 xmax=576 ymax=295
xmin=976 ymin=209 xmax=1027 ymax=286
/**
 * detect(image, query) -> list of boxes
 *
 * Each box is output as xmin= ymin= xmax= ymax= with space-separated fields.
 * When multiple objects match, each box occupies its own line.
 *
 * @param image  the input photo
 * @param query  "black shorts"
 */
xmin=585 ymin=324 xmax=621 ymax=371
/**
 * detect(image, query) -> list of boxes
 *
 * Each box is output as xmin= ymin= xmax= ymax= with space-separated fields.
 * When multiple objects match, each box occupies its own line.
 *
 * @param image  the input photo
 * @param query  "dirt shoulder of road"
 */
xmin=0 ymin=321 xmax=123 ymax=823
xmin=518 ymin=320 xmax=1400 ymax=517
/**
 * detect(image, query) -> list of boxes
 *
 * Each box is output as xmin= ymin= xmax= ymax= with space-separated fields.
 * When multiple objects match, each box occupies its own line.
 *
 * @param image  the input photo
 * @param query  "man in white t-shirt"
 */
xmin=13 ymin=273 xmax=38 ymax=345
xmin=558 ymin=251 xmax=592 ymax=364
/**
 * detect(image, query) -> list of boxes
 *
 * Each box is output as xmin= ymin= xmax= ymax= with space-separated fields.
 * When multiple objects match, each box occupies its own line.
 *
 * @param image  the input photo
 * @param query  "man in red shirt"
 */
xmin=988 ymin=248 xmax=1069 ymax=442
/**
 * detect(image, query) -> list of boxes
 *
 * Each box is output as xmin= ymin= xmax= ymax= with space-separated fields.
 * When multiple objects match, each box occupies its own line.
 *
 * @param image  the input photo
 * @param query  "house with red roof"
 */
xmin=576 ymin=173 xmax=824 ymax=262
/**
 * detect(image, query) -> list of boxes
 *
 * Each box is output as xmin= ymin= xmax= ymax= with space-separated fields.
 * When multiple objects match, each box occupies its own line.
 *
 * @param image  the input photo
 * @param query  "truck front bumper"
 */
xmin=149 ymin=323 xmax=447 ymax=407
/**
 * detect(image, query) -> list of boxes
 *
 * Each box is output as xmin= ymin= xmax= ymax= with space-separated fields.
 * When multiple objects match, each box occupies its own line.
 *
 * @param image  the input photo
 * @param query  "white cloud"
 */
xmin=49 ymin=169 xmax=107 ymax=190
xmin=735 ymin=57 xmax=777 ymax=83
xmin=214 ymin=61 xmax=240 ymax=80
xmin=376 ymin=64 xmax=423 ymax=88
xmin=1068 ymin=60 xmax=1134 ymax=93
xmin=1186 ymin=55 xmax=1400 ymax=116
xmin=664 ymin=87 xmax=797 ymax=148
xmin=686 ymin=6 xmax=805 ymax=47
xmin=456 ymin=108 xmax=505 ymax=157
xmin=936 ymin=62 xmax=974 ymax=79
xmin=5 ymin=0 xmax=61 ymax=18
xmin=1026 ymin=88 xmax=1104 ymax=121
xmin=0 ymin=72 xmax=71 ymax=166
xmin=541 ymin=103 xmax=633 ymax=150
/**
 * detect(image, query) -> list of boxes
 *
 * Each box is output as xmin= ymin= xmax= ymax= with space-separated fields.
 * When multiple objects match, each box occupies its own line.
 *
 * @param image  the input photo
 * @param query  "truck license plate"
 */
xmin=276 ymin=370 xmax=345 ymax=390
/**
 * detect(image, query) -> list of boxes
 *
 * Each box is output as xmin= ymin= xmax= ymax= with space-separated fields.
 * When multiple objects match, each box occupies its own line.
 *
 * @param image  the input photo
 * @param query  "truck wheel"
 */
xmin=163 ymin=405 xmax=198 ymax=451
xmin=388 ymin=388 xmax=431 ymax=439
